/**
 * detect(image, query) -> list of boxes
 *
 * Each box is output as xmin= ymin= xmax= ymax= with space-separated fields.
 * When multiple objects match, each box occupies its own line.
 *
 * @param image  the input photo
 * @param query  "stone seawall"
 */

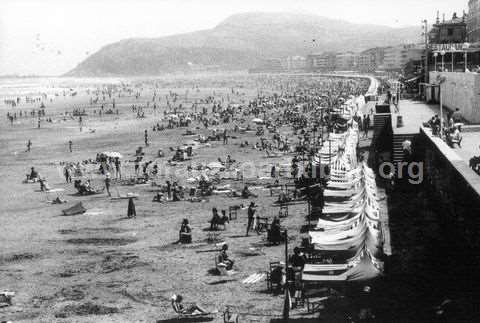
xmin=415 ymin=127 xmax=480 ymax=246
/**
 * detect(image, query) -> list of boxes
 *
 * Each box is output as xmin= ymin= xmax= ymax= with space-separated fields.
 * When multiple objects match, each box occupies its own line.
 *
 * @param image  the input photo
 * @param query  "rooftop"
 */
xmin=432 ymin=12 xmax=466 ymax=26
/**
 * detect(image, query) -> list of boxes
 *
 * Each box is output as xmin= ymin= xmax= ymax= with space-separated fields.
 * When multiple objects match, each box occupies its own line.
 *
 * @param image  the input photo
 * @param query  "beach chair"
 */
xmin=228 ymin=206 xmax=238 ymax=220
xmin=0 ymin=291 xmax=14 ymax=307
xmin=266 ymin=261 xmax=284 ymax=292
xmin=278 ymin=205 xmax=288 ymax=218
xmin=306 ymin=296 xmax=328 ymax=314
xmin=215 ymin=254 xmax=234 ymax=276
xmin=179 ymin=231 xmax=192 ymax=244
xmin=304 ymin=287 xmax=331 ymax=314
xmin=223 ymin=306 xmax=239 ymax=323
xmin=255 ymin=217 xmax=269 ymax=234
xmin=293 ymin=289 xmax=305 ymax=308
xmin=207 ymin=232 xmax=221 ymax=243
xmin=209 ymin=217 xmax=228 ymax=231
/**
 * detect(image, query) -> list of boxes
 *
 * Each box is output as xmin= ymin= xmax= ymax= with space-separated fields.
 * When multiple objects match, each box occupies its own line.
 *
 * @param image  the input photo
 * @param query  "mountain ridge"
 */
xmin=66 ymin=12 xmax=421 ymax=76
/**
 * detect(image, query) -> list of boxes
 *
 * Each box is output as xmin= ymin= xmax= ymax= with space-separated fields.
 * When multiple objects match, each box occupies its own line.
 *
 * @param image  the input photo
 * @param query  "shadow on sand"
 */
xmin=156 ymin=317 xmax=214 ymax=323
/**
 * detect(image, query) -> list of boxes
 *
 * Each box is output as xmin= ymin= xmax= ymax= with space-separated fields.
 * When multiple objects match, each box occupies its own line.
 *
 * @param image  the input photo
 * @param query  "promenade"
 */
xmin=392 ymin=100 xmax=438 ymax=135
xmin=391 ymin=99 xmax=480 ymax=196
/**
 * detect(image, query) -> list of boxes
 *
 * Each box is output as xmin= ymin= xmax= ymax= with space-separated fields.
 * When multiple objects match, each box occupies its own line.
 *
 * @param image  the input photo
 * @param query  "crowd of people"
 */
xmin=424 ymin=108 xmax=464 ymax=148
xmin=11 ymin=73 xmax=383 ymax=321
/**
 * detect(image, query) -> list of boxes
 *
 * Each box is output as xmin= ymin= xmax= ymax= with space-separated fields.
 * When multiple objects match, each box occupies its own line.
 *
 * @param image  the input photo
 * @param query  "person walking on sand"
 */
xmin=127 ymin=197 xmax=136 ymax=218
xmin=105 ymin=173 xmax=111 ymax=197
xmin=26 ymin=139 xmax=32 ymax=152
xmin=166 ymin=180 xmax=171 ymax=200
xmin=64 ymin=165 xmax=71 ymax=183
xmin=144 ymin=129 xmax=149 ymax=147
xmin=68 ymin=140 xmax=73 ymax=152
xmin=134 ymin=158 xmax=140 ymax=176
xmin=223 ymin=128 xmax=228 ymax=144
xmin=246 ymin=202 xmax=256 ymax=236
xmin=363 ymin=115 xmax=370 ymax=138
xmin=114 ymin=157 xmax=121 ymax=179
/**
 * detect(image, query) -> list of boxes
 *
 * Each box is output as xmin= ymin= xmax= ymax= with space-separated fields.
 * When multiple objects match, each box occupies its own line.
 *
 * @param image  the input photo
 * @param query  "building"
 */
xmin=249 ymin=58 xmax=283 ymax=73
xmin=335 ymin=52 xmax=357 ymax=71
xmin=468 ymin=0 xmax=480 ymax=42
xmin=282 ymin=56 xmax=307 ymax=71
xmin=428 ymin=12 xmax=469 ymax=72
xmin=357 ymin=47 xmax=386 ymax=72
xmin=384 ymin=44 xmax=424 ymax=71
xmin=306 ymin=53 xmax=336 ymax=71
xmin=429 ymin=12 xmax=467 ymax=44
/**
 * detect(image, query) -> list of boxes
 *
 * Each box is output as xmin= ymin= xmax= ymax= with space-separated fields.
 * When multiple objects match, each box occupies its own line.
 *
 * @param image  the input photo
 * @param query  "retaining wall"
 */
xmin=429 ymin=71 xmax=480 ymax=123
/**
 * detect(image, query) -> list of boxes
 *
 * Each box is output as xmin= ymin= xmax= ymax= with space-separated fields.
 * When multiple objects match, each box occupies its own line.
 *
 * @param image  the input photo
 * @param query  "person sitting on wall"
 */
xmin=451 ymin=108 xmax=464 ymax=131
xmin=448 ymin=126 xmax=463 ymax=148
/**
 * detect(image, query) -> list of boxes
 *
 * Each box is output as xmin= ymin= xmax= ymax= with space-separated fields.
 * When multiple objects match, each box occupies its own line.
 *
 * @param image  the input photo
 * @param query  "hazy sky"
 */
xmin=0 ymin=0 xmax=466 ymax=76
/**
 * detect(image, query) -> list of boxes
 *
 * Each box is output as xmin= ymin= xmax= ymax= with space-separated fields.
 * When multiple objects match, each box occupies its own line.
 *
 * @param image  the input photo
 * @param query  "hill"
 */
xmin=66 ymin=12 xmax=421 ymax=76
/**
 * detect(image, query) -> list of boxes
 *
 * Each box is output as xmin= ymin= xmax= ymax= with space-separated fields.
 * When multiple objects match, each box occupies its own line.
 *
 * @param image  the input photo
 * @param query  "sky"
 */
xmin=0 ymin=0 xmax=466 ymax=76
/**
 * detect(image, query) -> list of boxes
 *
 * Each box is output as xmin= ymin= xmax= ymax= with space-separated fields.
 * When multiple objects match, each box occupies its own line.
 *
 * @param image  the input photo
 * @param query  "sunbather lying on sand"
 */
xmin=171 ymin=294 xmax=209 ymax=315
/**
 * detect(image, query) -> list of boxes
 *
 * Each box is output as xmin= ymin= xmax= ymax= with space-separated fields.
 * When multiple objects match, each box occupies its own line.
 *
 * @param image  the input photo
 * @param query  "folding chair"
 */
xmin=215 ymin=254 xmax=234 ymax=276
xmin=255 ymin=217 xmax=269 ymax=234
xmin=228 ymin=206 xmax=238 ymax=220
xmin=223 ymin=306 xmax=239 ymax=323
xmin=278 ymin=205 xmax=288 ymax=218
xmin=266 ymin=261 xmax=284 ymax=292
xmin=305 ymin=287 xmax=330 ymax=314
xmin=207 ymin=232 xmax=221 ymax=243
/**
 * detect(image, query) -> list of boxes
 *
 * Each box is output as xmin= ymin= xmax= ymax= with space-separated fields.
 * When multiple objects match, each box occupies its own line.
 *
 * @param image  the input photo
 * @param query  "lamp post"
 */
xmin=433 ymin=52 xmax=438 ymax=72
xmin=463 ymin=42 xmax=471 ymax=72
xmin=440 ymin=50 xmax=446 ymax=72
xmin=422 ymin=19 xmax=429 ymax=85
xmin=437 ymin=75 xmax=447 ymax=137
xmin=452 ymin=50 xmax=455 ymax=72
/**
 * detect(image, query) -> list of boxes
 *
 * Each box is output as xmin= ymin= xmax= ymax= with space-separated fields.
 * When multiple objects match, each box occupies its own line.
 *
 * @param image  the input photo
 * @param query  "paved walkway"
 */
xmin=392 ymin=100 xmax=439 ymax=135
xmin=455 ymin=132 xmax=480 ymax=161
xmin=421 ymin=126 xmax=480 ymax=197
